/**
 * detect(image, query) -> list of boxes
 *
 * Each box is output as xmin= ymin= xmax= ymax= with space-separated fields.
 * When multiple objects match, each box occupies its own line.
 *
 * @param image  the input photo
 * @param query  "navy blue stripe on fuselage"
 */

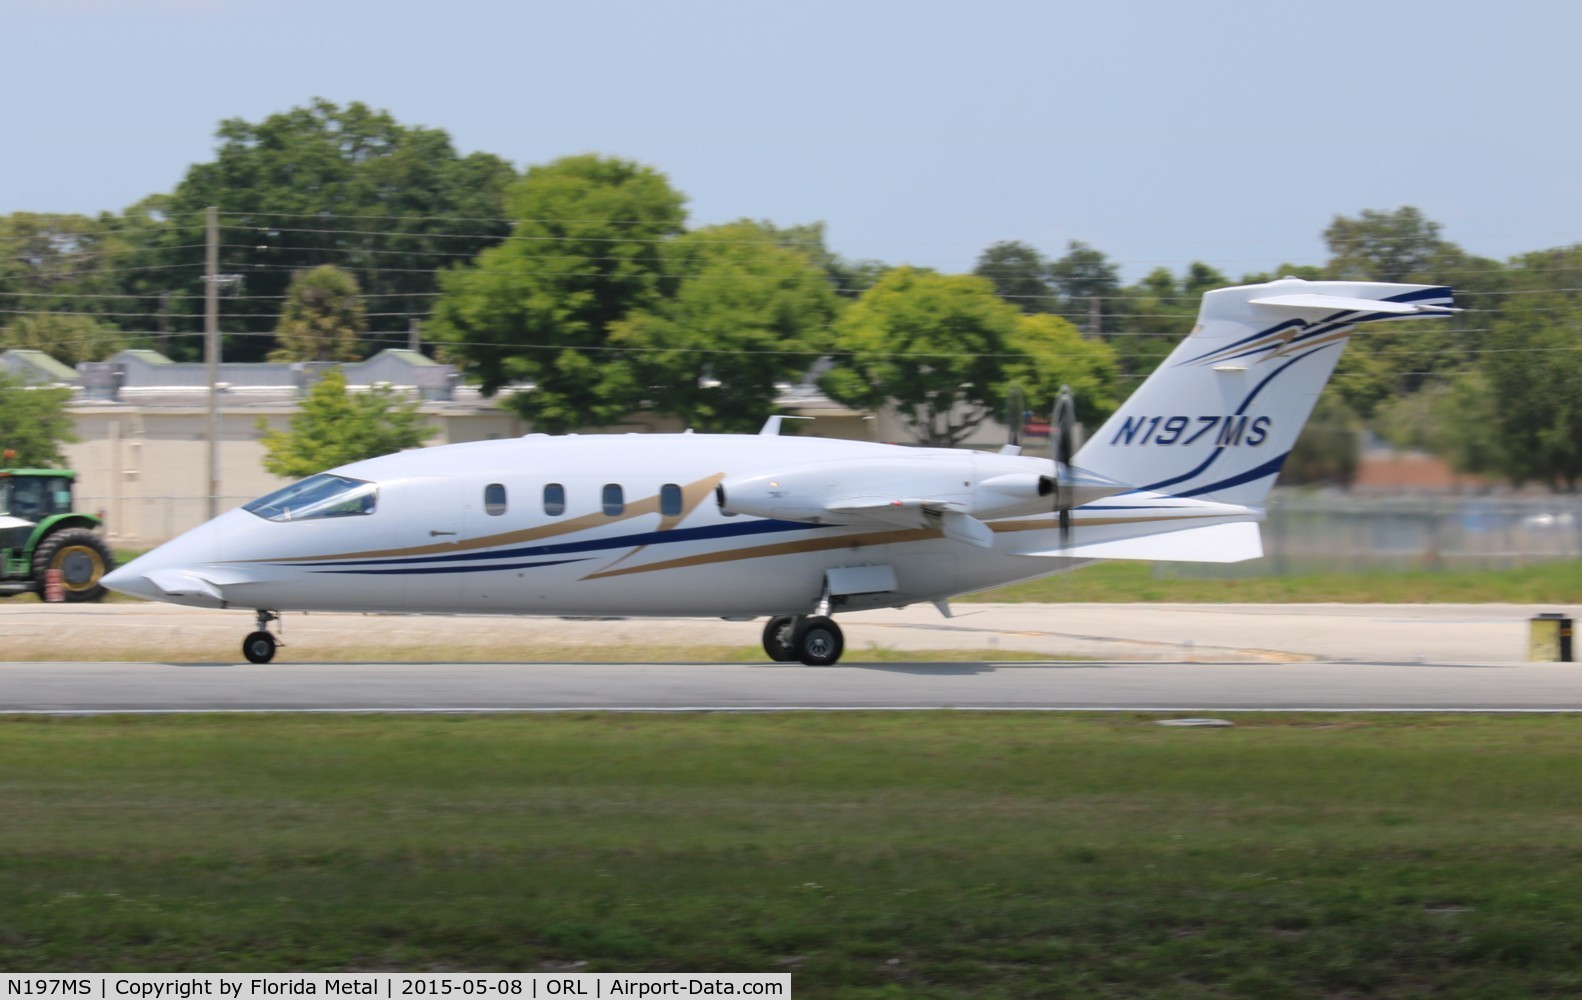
xmin=287 ymin=517 xmax=825 ymax=570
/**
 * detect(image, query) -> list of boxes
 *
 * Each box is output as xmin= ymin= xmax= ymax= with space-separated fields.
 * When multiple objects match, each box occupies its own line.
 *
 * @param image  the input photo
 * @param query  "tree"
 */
xmin=154 ymin=99 xmax=517 ymax=359
xmin=1315 ymin=209 xmax=1495 ymax=417
xmin=998 ymin=312 xmax=1122 ymax=430
xmin=1376 ymin=371 xmax=1504 ymax=477
xmin=1281 ymin=391 xmax=1362 ymax=486
xmin=1048 ymin=240 xmax=1120 ymax=333
xmin=1 ymin=313 xmax=126 ymax=365
xmin=820 ymin=268 xmax=1019 ymax=448
xmin=1324 ymin=206 xmax=1449 ymax=282
xmin=1478 ymin=288 xmax=1582 ymax=490
xmin=268 ymin=265 xmax=367 ymax=362
xmin=256 ymin=368 xmax=429 ymax=479
xmin=428 ymin=154 xmax=688 ymax=432
xmin=973 ymin=241 xmax=1055 ymax=313
xmin=0 ymin=212 xmax=138 ymax=322
xmin=0 ymin=371 xmax=76 ymax=467
xmin=608 ymin=221 xmax=840 ymax=432
xmin=1111 ymin=262 xmax=1232 ymax=381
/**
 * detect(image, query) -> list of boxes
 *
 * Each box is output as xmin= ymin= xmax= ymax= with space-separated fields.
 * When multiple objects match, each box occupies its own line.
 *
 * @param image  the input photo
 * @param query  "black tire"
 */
xmin=793 ymin=616 xmax=844 ymax=666
xmin=32 ymin=528 xmax=116 ymax=603
xmin=762 ymin=616 xmax=797 ymax=662
xmin=242 ymin=631 xmax=278 ymax=664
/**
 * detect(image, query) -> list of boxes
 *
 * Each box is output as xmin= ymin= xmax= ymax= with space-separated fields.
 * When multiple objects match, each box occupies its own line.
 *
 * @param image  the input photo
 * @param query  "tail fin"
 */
xmin=1073 ymin=277 xmax=1455 ymax=505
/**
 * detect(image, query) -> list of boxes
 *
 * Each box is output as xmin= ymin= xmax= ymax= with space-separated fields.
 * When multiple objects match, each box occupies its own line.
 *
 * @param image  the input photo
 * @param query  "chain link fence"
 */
xmin=1166 ymin=493 xmax=1582 ymax=578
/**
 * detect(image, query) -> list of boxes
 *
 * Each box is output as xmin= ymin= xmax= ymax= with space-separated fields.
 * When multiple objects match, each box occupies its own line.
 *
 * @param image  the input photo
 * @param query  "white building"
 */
xmin=9 ymin=347 xmax=979 ymax=545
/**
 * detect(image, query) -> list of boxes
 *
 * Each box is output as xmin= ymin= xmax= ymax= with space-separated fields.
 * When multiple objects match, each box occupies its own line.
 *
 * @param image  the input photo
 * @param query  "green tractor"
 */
xmin=0 ymin=469 xmax=116 ymax=602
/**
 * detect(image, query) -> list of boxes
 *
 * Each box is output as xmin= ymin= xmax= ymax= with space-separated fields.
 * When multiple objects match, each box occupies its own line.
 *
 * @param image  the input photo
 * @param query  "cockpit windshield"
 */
xmin=244 ymin=473 xmax=378 ymax=522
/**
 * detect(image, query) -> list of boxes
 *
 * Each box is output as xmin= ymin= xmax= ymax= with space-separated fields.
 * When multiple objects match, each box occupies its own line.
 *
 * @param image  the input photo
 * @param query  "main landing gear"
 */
xmin=242 ymin=610 xmax=282 ymax=664
xmin=762 ymin=615 xmax=845 ymax=666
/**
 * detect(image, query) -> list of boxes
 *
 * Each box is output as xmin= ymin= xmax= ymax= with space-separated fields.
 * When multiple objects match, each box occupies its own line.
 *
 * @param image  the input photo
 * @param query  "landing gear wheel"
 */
xmin=793 ymin=616 xmax=844 ymax=666
xmin=32 ymin=528 xmax=116 ymax=603
xmin=242 ymin=631 xmax=278 ymax=664
xmin=762 ymin=616 xmax=797 ymax=662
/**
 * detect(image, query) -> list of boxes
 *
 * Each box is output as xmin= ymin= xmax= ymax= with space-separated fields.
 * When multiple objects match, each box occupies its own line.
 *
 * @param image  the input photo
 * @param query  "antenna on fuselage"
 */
xmin=758 ymin=415 xmax=815 ymax=437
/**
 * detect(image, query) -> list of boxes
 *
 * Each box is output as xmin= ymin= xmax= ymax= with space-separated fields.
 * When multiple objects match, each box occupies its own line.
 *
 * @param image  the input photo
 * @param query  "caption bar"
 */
xmin=1 ymin=976 xmax=789 ymax=1000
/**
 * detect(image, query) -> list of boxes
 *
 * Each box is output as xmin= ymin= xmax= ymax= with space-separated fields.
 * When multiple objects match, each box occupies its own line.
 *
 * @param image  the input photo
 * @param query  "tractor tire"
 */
xmin=32 ymin=528 xmax=116 ymax=604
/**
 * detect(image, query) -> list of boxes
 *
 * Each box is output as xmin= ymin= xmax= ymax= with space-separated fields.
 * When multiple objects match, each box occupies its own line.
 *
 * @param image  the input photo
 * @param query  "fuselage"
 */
xmin=110 ymin=433 xmax=1083 ymax=618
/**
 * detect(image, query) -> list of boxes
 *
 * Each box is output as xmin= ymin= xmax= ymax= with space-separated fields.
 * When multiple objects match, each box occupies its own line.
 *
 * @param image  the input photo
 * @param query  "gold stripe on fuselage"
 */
xmin=252 ymin=472 xmax=726 ymax=564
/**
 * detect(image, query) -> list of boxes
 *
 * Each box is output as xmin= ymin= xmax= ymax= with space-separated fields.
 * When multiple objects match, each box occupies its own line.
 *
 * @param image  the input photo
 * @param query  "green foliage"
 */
xmin=1280 ymin=390 xmax=1361 ymax=486
xmin=0 ymin=370 xmax=77 ymax=467
xmin=1375 ymin=371 xmax=1505 ymax=476
xmin=268 ymin=265 xmax=367 ymax=362
xmin=428 ymin=154 xmax=687 ymax=433
xmin=999 ymin=312 xmax=1121 ymax=428
xmin=969 ymin=558 xmax=1582 ymax=604
xmin=155 ymin=99 xmax=516 ymax=359
xmin=0 ymin=312 xmax=127 ymax=365
xmin=256 ymin=368 xmax=428 ymax=479
xmin=608 ymin=221 xmax=840 ymax=433
xmin=754 ymin=220 xmax=884 ymax=299
xmin=820 ymin=267 xmax=1020 ymax=447
xmin=0 ymin=212 xmax=136 ymax=320
xmin=1324 ymin=206 xmax=1450 ymax=282
xmin=1048 ymin=239 xmax=1120 ymax=332
xmin=1479 ymin=284 xmax=1582 ymax=490
xmin=1110 ymin=263 xmax=1229 ymax=379
xmin=17 ymin=712 xmax=1582 ymax=997
xmin=972 ymin=240 xmax=1055 ymax=312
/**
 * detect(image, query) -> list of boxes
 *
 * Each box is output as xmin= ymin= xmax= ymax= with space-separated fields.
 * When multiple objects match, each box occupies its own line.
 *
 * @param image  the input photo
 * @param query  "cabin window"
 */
xmin=602 ymin=483 xmax=625 ymax=517
xmin=660 ymin=483 xmax=683 ymax=518
xmin=543 ymin=483 xmax=566 ymax=517
xmin=484 ymin=483 xmax=507 ymax=516
xmin=244 ymin=473 xmax=377 ymax=522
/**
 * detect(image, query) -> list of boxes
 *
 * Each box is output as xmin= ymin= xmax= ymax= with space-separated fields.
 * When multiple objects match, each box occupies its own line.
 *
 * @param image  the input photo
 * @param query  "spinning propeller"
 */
xmin=1050 ymin=386 xmax=1078 ymax=543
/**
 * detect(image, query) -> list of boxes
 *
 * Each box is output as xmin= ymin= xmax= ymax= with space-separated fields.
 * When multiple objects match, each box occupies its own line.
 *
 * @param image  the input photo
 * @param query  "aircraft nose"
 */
xmin=101 ymin=561 xmax=163 ymax=601
xmin=100 ymin=512 xmax=236 ymax=604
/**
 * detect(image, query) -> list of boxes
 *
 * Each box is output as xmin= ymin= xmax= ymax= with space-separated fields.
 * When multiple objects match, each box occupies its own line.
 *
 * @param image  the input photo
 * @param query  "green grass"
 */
xmin=8 ymin=712 xmax=1582 ymax=996
xmin=965 ymin=558 xmax=1582 ymax=604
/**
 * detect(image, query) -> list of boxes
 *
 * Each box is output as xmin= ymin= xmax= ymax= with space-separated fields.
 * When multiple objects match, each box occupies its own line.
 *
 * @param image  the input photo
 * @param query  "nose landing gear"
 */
xmin=761 ymin=614 xmax=845 ymax=666
xmin=242 ymin=610 xmax=282 ymax=664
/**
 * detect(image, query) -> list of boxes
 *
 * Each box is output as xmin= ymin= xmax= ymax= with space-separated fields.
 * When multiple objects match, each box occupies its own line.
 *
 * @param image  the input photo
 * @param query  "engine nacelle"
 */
xmin=715 ymin=458 xmax=1059 ymax=524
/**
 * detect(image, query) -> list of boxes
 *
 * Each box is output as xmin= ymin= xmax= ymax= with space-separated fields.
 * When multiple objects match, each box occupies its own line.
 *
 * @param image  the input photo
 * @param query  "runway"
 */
xmin=5 ymin=658 xmax=1582 ymax=713
xmin=3 ymin=601 xmax=1579 ymax=713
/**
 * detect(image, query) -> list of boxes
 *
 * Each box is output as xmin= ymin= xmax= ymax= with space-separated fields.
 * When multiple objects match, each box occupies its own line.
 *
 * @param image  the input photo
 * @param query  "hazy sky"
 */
xmin=4 ymin=0 xmax=1578 ymax=280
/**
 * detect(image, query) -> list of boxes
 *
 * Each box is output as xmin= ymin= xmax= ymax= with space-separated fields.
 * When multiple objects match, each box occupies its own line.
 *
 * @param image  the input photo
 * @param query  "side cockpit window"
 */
xmin=244 ymin=474 xmax=378 ymax=522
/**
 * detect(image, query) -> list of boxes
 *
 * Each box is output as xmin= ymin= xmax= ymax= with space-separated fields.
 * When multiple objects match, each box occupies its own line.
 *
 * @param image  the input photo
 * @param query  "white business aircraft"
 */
xmin=104 ymin=277 xmax=1455 ymax=665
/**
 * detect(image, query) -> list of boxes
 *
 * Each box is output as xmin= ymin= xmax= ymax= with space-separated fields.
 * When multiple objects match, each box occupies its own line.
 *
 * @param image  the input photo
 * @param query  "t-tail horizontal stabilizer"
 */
xmin=1073 ymin=277 xmax=1456 ymax=507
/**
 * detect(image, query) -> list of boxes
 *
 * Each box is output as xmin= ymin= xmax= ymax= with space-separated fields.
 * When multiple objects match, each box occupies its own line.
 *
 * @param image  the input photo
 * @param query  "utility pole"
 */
xmin=205 ymin=206 xmax=220 ymax=520
xmin=1088 ymin=294 xmax=1102 ymax=338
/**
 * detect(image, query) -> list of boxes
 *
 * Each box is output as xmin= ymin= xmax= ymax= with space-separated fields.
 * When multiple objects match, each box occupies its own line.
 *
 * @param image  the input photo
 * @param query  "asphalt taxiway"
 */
xmin=3 ymin=601 xmax=1579 ymax=712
